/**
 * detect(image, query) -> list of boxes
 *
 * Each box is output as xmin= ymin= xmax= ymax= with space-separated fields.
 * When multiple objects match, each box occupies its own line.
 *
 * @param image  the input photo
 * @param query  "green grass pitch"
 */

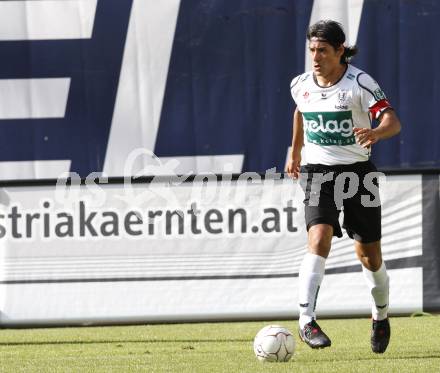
xmin=1 ymin=316 xmax=439 ymax=372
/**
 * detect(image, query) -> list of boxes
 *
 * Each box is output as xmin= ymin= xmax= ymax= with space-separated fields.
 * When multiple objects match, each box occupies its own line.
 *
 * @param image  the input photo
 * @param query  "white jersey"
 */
xmin=290 ymin=64 xmax=392 ymax=165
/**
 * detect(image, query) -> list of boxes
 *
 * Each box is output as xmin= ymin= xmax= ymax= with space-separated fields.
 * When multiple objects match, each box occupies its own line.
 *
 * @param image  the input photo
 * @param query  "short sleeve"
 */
xmin=357 ymin=73 xmax=392 ymax=120
xmin=290 ymin=74 xmax=302 ymax=106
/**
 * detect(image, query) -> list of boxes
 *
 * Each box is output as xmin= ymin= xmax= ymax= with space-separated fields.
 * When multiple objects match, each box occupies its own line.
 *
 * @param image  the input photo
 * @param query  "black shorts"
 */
xmin=300 ymin=160 xmax=382 ymax=243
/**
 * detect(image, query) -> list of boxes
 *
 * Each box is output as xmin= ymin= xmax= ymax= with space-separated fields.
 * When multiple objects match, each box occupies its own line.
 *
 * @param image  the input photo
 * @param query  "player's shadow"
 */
xmin=304 ymin=353 xmax=440 ymax=362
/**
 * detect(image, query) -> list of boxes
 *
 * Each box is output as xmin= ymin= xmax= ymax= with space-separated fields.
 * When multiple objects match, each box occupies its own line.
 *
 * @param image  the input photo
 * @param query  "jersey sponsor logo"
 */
xmin=335 ymin=90 xmax=349 ymax=110
xmin=303 ymin=111 xmax=356 ymax=146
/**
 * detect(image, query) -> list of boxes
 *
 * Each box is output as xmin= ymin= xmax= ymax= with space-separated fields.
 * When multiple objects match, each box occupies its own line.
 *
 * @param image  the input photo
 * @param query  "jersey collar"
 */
xmin=313 ymin=64 xmax=349 ymax=88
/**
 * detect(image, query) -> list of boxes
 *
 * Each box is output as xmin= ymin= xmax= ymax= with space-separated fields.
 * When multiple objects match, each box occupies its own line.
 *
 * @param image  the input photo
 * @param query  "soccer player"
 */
xmin=287 ymin=20 xmax=401 ymax=353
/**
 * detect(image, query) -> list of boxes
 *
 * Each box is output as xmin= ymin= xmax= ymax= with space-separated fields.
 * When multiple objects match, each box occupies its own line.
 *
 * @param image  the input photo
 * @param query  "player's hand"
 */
xmin=353 ymin=127 xmax=379 ymax=148
xmin=286 ymin=156 xmax=301 ymax=179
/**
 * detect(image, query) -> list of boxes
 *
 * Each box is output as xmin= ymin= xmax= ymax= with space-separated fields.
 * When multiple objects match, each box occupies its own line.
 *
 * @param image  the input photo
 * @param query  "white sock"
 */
xmin=362 ymin=261 xmax=389 ymax=321
xmin=298 ymin=252 xmax=326 ymax=329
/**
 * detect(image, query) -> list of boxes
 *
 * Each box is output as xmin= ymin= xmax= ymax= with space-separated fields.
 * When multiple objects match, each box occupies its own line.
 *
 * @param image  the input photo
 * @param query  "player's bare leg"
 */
xmin=356 ymin=240 xmax=391 ymax=353
xmin=308 ymin=224 xmax=333 ymax=258
xmin=298 ymin=224 xmax=332 ymax=348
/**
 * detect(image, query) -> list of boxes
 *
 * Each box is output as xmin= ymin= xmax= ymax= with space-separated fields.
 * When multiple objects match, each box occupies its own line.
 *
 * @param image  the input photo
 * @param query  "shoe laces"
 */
xmin=372 ymin=319 xmax=388 ymax=334
xmin=305 ymin=320 xmax=320 ymax=338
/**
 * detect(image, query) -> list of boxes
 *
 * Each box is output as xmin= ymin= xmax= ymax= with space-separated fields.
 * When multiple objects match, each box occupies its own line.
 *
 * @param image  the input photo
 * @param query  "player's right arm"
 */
xmin=286 ymin=107 xmax=303 ymax=179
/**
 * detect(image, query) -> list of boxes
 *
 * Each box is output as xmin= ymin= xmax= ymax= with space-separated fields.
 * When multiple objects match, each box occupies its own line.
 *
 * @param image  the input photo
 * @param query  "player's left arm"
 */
xmin=354 ymin=109 xmax=401 ymax=148
xmin=354 ymin=72 xmax=401 ymax=148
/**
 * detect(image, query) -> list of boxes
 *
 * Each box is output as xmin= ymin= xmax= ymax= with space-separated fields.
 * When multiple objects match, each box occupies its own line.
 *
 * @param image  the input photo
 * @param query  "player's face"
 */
xmin=308 ymin=40 xmax=344 ymax=78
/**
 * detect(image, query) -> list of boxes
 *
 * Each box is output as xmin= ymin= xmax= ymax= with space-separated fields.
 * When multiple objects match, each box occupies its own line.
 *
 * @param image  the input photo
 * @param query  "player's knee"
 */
xmin=308 ymin=225 xmax=333 ymax=257
xmin=358 ymin=253 xmax=382 ymax=271
xmin=365 ymin=259 xmax=382 ymax=272
xmin=356 ymin=241 xmax=382 ymax=271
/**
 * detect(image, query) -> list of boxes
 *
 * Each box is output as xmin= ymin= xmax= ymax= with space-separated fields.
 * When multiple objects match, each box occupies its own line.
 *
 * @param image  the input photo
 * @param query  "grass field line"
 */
xmin=1 ymin=316 xmax=439 ymax=372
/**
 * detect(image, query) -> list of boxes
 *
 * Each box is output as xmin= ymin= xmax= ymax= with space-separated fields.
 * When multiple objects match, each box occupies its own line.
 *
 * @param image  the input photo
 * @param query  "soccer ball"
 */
xmin=253 ymin=325 xmax=295 ymax=362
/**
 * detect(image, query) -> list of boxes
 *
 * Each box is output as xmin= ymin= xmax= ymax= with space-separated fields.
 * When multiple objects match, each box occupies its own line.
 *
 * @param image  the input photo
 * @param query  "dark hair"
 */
xmin=307 ymin=20 xmax=358 ymax=64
